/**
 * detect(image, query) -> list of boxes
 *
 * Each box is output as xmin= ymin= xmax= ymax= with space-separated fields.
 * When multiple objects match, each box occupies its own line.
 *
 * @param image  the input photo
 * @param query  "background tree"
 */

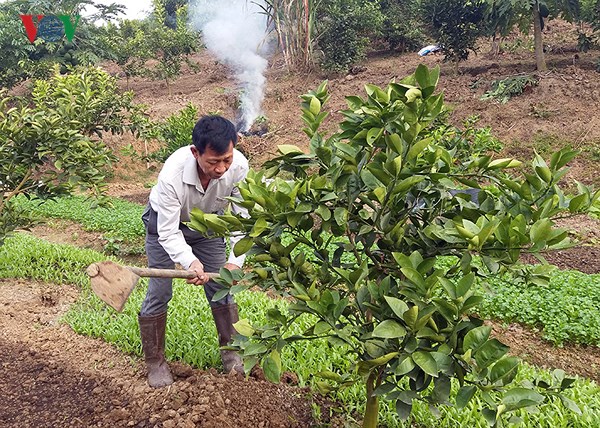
xmin=378 ymin=0 xmax=426 ymax=53
xmin=0 ymin=0 xmax=125 ymax=87
xmin=146 ymin=1 xmax=200 ymax=95
xmin=257 ymin=0 xmax=321 ymax=71
xmin=0 ymin=65 xmax=146 ymax=244
xmin=421 ymin=0 xmax=488 ymax=71
xmin=316 ymin=0 xmax=383 ymax=73
xmin=189 ymin=65 xmax=594 ymax=427
xmin=485 ymin=0 xmax=582 ymax=71
xmin=100 ymin=19 xmax=152 ymax=88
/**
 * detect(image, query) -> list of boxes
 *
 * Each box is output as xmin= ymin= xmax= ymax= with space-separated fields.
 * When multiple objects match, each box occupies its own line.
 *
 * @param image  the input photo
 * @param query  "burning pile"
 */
xmin=190 ymin=1 xmax=273 ymax=135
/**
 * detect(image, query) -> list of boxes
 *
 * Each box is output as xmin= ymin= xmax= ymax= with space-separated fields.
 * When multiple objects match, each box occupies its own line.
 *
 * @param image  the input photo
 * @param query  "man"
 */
xmin=139 ymin=115 xmax=249 ymax=388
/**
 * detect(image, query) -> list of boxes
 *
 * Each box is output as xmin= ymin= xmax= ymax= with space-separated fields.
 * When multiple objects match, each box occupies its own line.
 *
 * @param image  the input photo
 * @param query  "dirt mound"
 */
xmin=0 ymin=279 xmax=333 ymax=428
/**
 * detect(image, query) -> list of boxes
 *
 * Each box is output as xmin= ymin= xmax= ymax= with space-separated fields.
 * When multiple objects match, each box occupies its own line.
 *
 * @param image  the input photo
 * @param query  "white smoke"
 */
xmin=190 ymin=0 xmax=273 ymax=131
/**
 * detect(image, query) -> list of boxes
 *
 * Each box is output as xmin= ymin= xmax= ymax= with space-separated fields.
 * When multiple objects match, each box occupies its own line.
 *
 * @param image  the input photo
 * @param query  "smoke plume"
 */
xmin=190 ymin=0 xmax=272 ymax=132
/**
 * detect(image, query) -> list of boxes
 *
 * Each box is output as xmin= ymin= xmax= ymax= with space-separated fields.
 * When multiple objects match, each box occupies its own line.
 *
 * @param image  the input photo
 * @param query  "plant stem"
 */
xmin=363 ymin=370 xmax=381 ymax=428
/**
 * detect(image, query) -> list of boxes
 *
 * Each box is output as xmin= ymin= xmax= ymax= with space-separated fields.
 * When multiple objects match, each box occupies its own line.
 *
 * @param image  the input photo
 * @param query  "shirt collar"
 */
xmin=183 ymin=155 xmax=201 ymax=188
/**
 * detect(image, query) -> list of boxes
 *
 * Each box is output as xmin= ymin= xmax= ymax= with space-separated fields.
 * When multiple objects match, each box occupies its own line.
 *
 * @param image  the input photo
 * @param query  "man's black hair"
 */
xmin=192 ymin=115 xmax=238 ymax=155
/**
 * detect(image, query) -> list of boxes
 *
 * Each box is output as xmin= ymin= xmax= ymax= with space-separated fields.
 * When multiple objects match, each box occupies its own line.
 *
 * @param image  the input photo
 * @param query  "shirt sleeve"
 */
xmin=155 ymin=179 xmax=197 ymax=270
xmin=226 ymin=164 xmax=250 ymax=267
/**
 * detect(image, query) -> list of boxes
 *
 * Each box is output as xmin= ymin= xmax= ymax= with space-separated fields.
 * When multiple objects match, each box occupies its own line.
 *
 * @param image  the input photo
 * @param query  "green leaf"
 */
xmin=384 ymin=296 xmax=409 ymax=319
xmin=412 ymin=351 xmax=438 ymax=377
xmin=250 ymin=217 xmax=268 ymax=237
xmin=406 ymin=138 xmax=431 ymax=163
xmin=245 ymin=342 xmax=268 ymax=356
xmin=414 ymin=64 xmax=430 ymax=89
xmin=400 ymin=267 xmax=426 ymax=289
xmin=373 ymin=187 xmax=386 ymax=204
xmin=316 ymin=370 xmax=343 ymax=382
xmin=396 ymin=355 xmax=415 ymax=375
xmin=432 ymin=375 xmax=451 ymax=405
xmin=396 ymin=399 xmax=412 ymax=420
xmin=559 ymin=396 xmax=582 ymax=415
xmin=233 ymin=236 xmax=253 ymax=257
xmin=372 ymin=320 xmax=407 ymax=339
xmin=211 ymin=288 xmax=230 ymax=302
xmin=233 ymin=319 xmax=255 ymax=336
xmin=456 ymin=273 xmax=474 ymax=298
xmin=314 ymin=321 xmax=331 ymax=335
xmin=393 ymin=176 xmax=425 ymax=194
xmin=367 ymin=127 xmax=382 ymax=145
xmin=456 ymin=385 xmax=477 ymax=409
xmin=316 ymin=205 xmax=331 ymax=221
xmin=334 ymin=207 xmax=348 ymax=226
xmin=502 ymin=388 xmax=545 ymax=411
xmin=373 ymin=382 xmax=396 ymax=396
xmin=403 ymin=305 xmax=419 ymax=330
xmin=363 ymin=352 xmax=399 ymax=368
xmin=278 ymin=144 xmax=304 ymax=155
xmin=309 ymin=97 xmax=321 ymax=115
xmin=489 ymin=357 xmax=520 ymax=385
xmin=263 ymin=350 xmax=282 ymax=383
xmin=463 ymin=325 xmax=491 ymax=352
xmin=475 ymin=339 xmax=509 ymax=369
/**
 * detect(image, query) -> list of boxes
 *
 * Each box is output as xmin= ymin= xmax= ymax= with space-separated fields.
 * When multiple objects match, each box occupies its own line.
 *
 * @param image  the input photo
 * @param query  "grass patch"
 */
xmin=477 ymin=269 xmax=600 ymax=346
xmin=0 ymin=233 xmax=108 ymax=285
xmin=14 ymin=195 xmax=146 ymax=255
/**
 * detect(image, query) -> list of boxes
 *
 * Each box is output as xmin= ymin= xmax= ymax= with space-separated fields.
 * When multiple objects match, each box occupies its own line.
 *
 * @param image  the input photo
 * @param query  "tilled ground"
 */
xmin=0 ymin=279 xmax=335 ymax=428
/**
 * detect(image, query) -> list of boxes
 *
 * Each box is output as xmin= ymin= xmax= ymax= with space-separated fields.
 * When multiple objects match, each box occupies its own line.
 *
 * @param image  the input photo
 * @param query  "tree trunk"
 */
xmin=533 ymin=1 xmax=547 ymax=71
xmin=363 ymin=371 xmax=380 ymax=428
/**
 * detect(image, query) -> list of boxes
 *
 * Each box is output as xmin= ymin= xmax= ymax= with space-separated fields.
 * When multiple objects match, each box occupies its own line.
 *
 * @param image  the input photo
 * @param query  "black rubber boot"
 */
xmin=138 ymin=312 xmax=174 ymax=388
xmin=211 ymin=303 xmax=244 ymax=374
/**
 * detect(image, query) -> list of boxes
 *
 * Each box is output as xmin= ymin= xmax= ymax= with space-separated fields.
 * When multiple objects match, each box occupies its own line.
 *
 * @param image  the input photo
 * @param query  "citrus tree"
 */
xmin=421 ymin=0 xmax=488 ymax=69
xmin=188 ymin=65 xmax=595 ymax=427
xmin=484 ymin=0 xmax=582 ymax=70
xmin=146 ymin=1 xmax=200 ymax=95
xmin=0 ymin=66 xmax=146 ymax=244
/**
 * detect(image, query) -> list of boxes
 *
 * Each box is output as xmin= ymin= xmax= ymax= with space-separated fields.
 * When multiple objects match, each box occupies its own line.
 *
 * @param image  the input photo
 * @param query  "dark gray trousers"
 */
xmin=140 ymin=204 xmax=234 ymax=316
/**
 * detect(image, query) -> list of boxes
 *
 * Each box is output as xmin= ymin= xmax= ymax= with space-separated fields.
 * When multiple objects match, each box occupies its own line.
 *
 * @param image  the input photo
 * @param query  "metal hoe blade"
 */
xmin=86 ymin=261 xmax=141 ymax=312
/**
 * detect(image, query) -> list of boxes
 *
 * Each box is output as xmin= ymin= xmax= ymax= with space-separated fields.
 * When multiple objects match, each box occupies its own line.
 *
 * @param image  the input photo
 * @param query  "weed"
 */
xmin=481 ymin=74 xmax=539 ymax=104
xmin=530 ymin=103 xmax=556 ymax=119
xmin=500 ymin=37 xmax=535 ymax=54
xmin=477 ymin=269 xmax=600 ymax=346
xmin=13 ymin=195 xmax=145 ymax=256
xmin=584 ymin=144 xmax=600 ymax=161
xmin=531 ymin=133 xmax=570 ymax=157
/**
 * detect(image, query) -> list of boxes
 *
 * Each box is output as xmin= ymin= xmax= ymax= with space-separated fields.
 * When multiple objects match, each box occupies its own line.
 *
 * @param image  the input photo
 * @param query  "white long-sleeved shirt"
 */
xmin=149 ymin=145 xmax=249 ymax=269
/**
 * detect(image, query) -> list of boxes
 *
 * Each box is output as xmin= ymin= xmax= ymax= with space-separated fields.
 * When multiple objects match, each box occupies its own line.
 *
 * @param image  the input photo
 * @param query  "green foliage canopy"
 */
xmin=0 ymin=65 xmax=146 ymax=244
xmin=188 ymin=65 xmax=596 ymax=427
xmin=422 ymin=0 xmax=488 ymax=63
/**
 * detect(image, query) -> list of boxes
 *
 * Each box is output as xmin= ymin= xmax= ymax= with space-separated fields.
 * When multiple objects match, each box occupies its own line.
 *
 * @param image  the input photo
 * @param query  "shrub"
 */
xmin=144 ymin=103 xmax=199 ymax=163
xmin=378 ymin=0 xmax=426 ymax=52
xmin=317 ymin=0 xmax=383 ymax=73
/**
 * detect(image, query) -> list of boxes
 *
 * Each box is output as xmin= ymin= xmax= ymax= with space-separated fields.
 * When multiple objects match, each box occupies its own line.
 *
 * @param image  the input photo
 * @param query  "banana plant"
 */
xmin=189 ymin=65 xmax=596 ymax=427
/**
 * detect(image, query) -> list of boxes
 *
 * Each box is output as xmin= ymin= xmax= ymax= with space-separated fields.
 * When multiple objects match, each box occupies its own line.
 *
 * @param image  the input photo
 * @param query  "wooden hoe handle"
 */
xmin=127 ymin=267 xmax=220 ymax=279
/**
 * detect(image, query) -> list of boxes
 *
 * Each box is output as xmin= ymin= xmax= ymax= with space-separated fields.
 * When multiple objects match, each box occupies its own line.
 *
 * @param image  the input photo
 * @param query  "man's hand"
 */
xmin=187 ymin=259 xmax=209 ymax=285
xmin=223 ymin=263 xmax=241 ymax=272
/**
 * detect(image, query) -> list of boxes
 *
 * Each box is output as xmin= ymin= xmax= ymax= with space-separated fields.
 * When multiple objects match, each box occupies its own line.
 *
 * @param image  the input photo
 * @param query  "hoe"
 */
xmin=86 ymin=260 xmax=219 ymax=312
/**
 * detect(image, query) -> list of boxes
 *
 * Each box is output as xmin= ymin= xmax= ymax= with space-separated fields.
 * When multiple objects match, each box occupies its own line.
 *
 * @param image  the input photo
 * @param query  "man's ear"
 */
xmin=190 ymin=146 xmax=199 ymax=158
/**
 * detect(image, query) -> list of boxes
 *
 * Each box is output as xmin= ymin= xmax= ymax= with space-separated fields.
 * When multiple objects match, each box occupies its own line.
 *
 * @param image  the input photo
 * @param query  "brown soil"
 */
xmin=4 ymin=19 xmax=600 ymax=427
xmin=491 ymin=321 xmax=600 ymax=383
xmin=0 ymin=279 xmax=335 ymax=428
xmin=520 ymin=215 xmax=600 ymax=274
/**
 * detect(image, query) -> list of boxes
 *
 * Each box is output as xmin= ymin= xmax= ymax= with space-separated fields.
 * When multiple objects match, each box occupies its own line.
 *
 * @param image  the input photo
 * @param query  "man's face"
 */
xmin=191 ymin=142 xmax=234 ymax=180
